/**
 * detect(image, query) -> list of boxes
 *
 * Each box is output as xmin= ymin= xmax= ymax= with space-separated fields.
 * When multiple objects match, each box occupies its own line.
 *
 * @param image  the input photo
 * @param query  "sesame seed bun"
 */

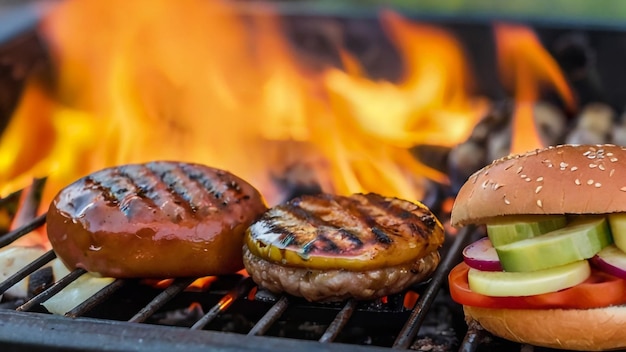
xmin=451 ymin=144 xmax=626 ymax=227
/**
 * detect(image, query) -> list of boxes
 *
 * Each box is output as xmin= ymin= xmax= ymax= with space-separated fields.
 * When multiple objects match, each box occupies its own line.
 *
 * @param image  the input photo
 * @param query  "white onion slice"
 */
xmin=42 ymin=259 xmax=115 ymax=315
xmin=0 ymin=246 xmax=46 ymax=298
xmin=590 ymin=244 xmax=626 ymax=279
xmin=462 ymin=237 xmax=502 ymax=271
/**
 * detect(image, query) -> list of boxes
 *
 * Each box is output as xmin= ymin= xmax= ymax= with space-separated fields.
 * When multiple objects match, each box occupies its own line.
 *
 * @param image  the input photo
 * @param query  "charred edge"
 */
xmin=371 ymin=226 xmax=393 ymax=244
xmin=179 ymin=163 xmax=224 ymax=202
xmin=146 ymin=162 xmax=198 ymax=214
xmin=216 ymin=170 xmax=250 ymax=205
xmin=316 ymin=232 xmax=341 ymax=253
xmin=338 ymin=228 xmax=364 ymax=248
xmin=363 ymin=193 xmax=435 ymax=239
xmin=117 ymin=166 xmax=159 ymax=211
xmin=264 ymin=219 xmax=299 ymax=246
xmin=283 ymin=203 xmax=329 ymax=230
xmin=419 ymin=213 xmax=437 ymax=231
xmin=407 ymin=221 xmax=431 ymax=240
xmin=85 ymin=169 xmax=132 ymax=207
xmin=346 ymin=195 xmax=395 ymax=243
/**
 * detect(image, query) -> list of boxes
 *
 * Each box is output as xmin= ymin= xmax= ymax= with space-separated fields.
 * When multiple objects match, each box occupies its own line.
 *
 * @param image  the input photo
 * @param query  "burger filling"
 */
xmin=449 ymin=214 xmax=626 ymax=308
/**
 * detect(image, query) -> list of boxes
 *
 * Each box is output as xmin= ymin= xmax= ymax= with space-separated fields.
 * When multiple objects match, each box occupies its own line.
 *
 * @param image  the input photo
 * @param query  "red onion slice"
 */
xmin=590 ymin=244 xmax=626 ymax=279
xmin=462 ymin=237 xmax=503 ymax=271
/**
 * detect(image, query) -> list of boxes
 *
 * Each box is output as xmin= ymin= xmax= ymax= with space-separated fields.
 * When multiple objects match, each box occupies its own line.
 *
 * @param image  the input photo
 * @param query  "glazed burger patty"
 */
xmin=47 ymin=161 xmax=267 ymax=278
xmin=243 ymin=193 xmax=444 ymax=301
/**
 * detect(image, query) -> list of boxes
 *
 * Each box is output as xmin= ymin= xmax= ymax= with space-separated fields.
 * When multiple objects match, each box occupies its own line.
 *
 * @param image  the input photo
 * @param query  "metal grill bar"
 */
xmin=247 ymin=296 xmax=290 ymax=336
xmin=392 ymin=225 xmax=474 ymax=349
xmin=128 ymin=277 xmax=196 ymax=323
xmin=190 ymin=276 xmax=256 ymax=330
xmin=0 ymin=213 xmax=46 ymax=247
xmin=65 ymin=279 xmax=126 ymax=318
xmin=459 ymin=320 xmax=487 ymax=352
xmin=0 ymin=249 xmax=55 ymax=295
xmin=319 ymin=298 xmax=358 ymax=343
xmin=17 ymin=267 xmax=87 ymax=312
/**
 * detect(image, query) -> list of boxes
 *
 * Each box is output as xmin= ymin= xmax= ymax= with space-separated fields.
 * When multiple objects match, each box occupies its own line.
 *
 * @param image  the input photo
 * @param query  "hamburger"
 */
xmin=243 ymin=192 xmax=444 ymax=302
xmin=448 ymin=144 xmax=626 ymax=351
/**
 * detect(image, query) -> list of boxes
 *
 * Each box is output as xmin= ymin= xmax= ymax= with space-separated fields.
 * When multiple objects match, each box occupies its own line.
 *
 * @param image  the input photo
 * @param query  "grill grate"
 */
xmin=0 ymin=181 xmax=479 ymax=351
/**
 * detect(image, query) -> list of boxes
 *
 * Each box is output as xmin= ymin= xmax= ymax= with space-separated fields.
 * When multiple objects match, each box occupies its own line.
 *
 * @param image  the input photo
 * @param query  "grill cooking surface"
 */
xmin=0 ymin=183 xmax=477 ymax=351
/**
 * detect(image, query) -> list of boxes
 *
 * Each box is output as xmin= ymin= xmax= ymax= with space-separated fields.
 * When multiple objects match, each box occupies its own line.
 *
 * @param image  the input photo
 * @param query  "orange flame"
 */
xmin=495 ymin=23 xmax=576 ymax=154
xmin=0 ymin=0 xmax=486 ymax=212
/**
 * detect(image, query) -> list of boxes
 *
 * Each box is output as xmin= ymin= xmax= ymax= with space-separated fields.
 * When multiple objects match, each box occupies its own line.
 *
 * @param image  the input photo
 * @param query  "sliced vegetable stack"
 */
xmin=453 ymin=214 xmax=626 ymax=304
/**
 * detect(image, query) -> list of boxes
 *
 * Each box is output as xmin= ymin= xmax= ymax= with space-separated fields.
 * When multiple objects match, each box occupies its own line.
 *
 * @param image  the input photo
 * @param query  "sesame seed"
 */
xmin=608 ymin=152 xmax=614 ymax=157
xmin=536 ymin=177 xmax=544 ymax=182
xmin=595 ymin=182 xmax=602 ymax=188
xmin=525 ymin=177 xmax=531 ymax=182
xmin=587 ymin=179 xmax=594 ymax=185
xmin=482 ymin=180 xmax=489 ymax=189
xmin=583 ymin=151 xmax=591 ymax=156
xmin=588 ymin=155 xmax=596 ymax=159
xmin=621 ymin=187 xmax=626 ymax=192
xmin=570 ymin=166 xmax=578 ymax=171
xmin=494 ymin=184 xmax=504 ymax=190
xmin=575 ymin=179 xmax=582 ymax=185
xmin=517 ymin=166 xmax=523 ymax=174
xmin=611 ymin=157 xmax=618 ymax=163
xmin=520 ymin=174 xmax=527 ymax=178
xmin=611 ymin=169 xmax=616 ymax=177
xmin=589 ymin=163 xmax=597 ymax=168
xmin=504 ymin=164 xmax=514 ymax=170
xmin=504 ymin=197 xmax=511 ymax=205
xmin=537 ymin=199 xmax=543 ymax=208
xmin=599 ymin=164 xmax=606 ymax=171
xmin=535 ymin=185 xmax=543 ymax=194
xmin=560 ymin=162 xmax=568 ymax=169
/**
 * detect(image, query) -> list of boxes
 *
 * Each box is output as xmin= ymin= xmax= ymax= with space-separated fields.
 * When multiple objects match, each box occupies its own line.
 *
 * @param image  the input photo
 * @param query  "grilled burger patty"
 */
xmin=243 ymin=193 xmax=444 ymax=301
xmin=47 ymin=161 xmax=267 ymax=278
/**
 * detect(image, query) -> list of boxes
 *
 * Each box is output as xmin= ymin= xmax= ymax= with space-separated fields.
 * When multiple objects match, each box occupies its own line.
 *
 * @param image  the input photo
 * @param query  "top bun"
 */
xmin=451 ymin=144 xmax=626 ymax=227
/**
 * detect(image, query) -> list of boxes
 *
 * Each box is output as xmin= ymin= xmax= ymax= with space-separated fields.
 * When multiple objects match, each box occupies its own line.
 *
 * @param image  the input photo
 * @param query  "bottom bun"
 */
xmin=464 ymin=305 xmax=626 ymax=351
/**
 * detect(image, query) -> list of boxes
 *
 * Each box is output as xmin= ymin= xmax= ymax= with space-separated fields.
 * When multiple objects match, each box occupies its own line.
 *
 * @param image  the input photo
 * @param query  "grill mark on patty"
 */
xmin=86 ymin=168 xmax=139 ymax=209
xmin=115 ymin=165 xmax=159 ymax=211
xmin=178 ymin=163 xmax=223 ymax=200
xmin=145 ymin=162 xmax=199 ymax=215
xmin=361 ymin=193 xmax=436 ymax=240
xmin=371 ymin=226 xmax=392 ymax=244
xmin=321 ymin=193 xmax=395 ymax=246
xmin=117 ymin=164 xmax=189 ymax=222
xmin=268 ymin=203 xmax=365 ymax=252
xmin=252 ymin=193 xmax=441 ymax=256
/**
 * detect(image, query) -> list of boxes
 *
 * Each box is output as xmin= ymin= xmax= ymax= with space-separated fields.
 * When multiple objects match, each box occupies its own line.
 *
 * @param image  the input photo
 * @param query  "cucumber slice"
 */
xmin=468 ymin=260 xmax=590 ymax=297
xmin=608 ymin=213 xmax=626 ymax=252
xmin=486 ymin=215 xmax=567 ymax=247
xmin=496 ymin=217 xmax=612 ymax=272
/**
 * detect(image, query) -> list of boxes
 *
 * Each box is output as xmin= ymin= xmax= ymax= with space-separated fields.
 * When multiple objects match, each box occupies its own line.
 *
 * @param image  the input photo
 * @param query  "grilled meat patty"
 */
xmin=47 ymin=161 xmax=267 ymax=278
xmin=243 ymin=193 xmax=444 ymax=301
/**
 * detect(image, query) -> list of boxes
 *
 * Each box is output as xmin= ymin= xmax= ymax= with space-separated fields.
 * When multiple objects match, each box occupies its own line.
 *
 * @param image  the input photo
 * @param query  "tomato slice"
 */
xmin=449 ymin=262 xmax=626 ymax=309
